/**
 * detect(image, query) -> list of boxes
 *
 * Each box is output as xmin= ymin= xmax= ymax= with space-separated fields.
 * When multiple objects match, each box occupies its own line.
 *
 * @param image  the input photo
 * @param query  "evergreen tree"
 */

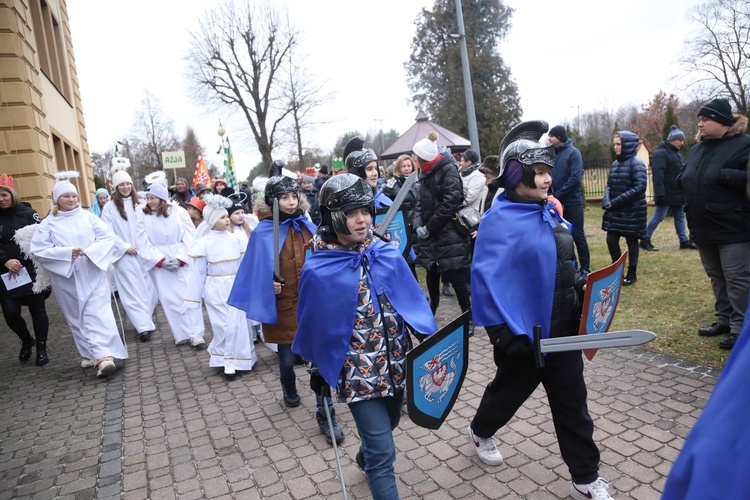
xmin=406 ymin=0 xmax=522 ymax=157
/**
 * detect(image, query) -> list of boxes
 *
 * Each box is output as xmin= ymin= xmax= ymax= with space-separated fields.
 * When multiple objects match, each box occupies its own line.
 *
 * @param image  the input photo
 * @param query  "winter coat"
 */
xmin=680 ymin=116 xmax=750 ymax=245
xmin=300 ymin=188 xmax=321 ymax=226
xmin=0 ymin=203 xmax=42 ymax=298
xmin=650 ymin=141 xmax=685 ymax=206
xmin=459 ymin=164 xmax=487 ymax=211
xmin=551 ymin=138 xmax=584 ymax=207
xmin=414 ymin=152 xmax=471 ymax=271
xmin=601 ymin=132 xmax=647 ymax=238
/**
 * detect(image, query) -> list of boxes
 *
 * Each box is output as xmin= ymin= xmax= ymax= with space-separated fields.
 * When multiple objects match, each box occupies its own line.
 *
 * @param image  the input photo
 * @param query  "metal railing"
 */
xmin=582 ymin=157 xmax=654 ymax=203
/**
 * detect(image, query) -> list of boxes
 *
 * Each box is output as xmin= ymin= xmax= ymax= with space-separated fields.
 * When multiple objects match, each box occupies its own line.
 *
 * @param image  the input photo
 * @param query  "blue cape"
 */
xmin=227 ymin=214 xmax=317 ymax=323
xmin=663 ymin=303 xmax=750 ymax=499
xmin=292 ymin=237 xmax=437 ymax=387
xmin=470 ymin=193 xmax=560 ymax=342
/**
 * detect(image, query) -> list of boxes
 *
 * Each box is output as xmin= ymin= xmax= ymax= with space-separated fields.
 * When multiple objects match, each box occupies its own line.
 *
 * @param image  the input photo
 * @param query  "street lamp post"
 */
xmin=454 ymin=0 xmax=480 ymax=157
xmin=374 ymin=118 xmax=385 ymax=155
xmin=217 ymin=120 xmax=226 ymax=185
xmin=570 ymin=106 xmax=580 ymax=133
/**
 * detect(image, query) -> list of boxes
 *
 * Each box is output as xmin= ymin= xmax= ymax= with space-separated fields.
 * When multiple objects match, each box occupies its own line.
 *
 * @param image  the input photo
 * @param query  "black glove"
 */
xmin=310 ymin=370 xmax=330 ymax=398
xmin=654 ymin=196 xmax=666 ymax=206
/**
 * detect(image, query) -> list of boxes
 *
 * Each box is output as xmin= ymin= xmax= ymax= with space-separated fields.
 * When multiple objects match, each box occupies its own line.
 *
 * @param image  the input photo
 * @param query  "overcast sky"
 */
xmin=69 ymin=0 xmax=703 ymax=179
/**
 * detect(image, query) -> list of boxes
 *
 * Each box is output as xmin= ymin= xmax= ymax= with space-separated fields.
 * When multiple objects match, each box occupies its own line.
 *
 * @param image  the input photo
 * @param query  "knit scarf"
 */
xmin=420 ymin=156 xmax=440 ymax=174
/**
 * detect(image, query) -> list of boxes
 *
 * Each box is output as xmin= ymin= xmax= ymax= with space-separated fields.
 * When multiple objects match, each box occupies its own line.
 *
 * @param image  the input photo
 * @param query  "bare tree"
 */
xmin=181 ymin=126 xmax=205 ymax=183
xmin=680 ymin=0 xmax=750 ymax=114
xmin=281 ymin=58 xmax=328 ymax=167
xmin=187 ymin=1 xmax=299 ymax=166
xmin=120 ymin=92 xmax=180 ymax=185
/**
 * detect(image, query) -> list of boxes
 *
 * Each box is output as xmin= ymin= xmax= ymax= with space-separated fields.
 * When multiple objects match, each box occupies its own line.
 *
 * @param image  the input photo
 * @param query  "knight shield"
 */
xmin=374 ymin=208 xmax=412 ymax=258
xmin=406 ymin=311 xmax=470 ymax=429
xmin=579 ymin=250 xmax=628 ymax=360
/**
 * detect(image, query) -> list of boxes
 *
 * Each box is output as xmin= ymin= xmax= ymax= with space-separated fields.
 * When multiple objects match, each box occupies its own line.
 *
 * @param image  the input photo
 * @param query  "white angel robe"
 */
xmin=231 ymin=224 xmax=277 ymax=352
xmin=101 ymin=198 xmax=158 ymax=334
xmin=142 ymin=204 xmax=204 ymax=344
xmin=188 ymin=230 xmax=256 ymax=371
xmin=30 ymin=207 xmax=128 ymax=361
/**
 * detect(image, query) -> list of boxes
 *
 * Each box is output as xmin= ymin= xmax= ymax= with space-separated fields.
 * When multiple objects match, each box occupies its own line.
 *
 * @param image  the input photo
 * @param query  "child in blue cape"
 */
xmin=468 ymin=121 xmax=613 ymax=500
xmin=343 ymin=136 xmax=392 ymax=209
xmin=293 ymin=174 xmax=437 ymax=500
xmin=228 ymin=170 xmax=316 ymax=406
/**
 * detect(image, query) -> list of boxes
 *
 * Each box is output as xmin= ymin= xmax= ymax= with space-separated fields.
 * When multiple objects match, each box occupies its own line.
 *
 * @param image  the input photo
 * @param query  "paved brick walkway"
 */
xmin=0 ymin=292 xmax=719 ymax=499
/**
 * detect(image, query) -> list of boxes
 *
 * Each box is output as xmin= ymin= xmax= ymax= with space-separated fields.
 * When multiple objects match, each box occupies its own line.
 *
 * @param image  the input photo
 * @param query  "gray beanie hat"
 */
xmin=666 ymin=125 xmax=685 ymax=142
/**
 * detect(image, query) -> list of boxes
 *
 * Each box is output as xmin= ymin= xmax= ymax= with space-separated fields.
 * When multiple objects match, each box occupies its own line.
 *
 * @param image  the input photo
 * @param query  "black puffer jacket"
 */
xmin=0 ymin=202 xmax=41 ymax=298
xmin=680 ymin=116 xmax=750 ymax=245
xmin=381 ymin=174 xmax=418 ymax=228
xmin=414 ymin=153 xmax=471 ymax=271
xmin=602 ymin=131 xmax=647 ymax=238
xmin=650 ymin=141 xmax=685 ymax=206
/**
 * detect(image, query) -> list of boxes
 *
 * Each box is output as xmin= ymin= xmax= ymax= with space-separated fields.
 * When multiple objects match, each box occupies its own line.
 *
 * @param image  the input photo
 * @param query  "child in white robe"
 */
xmin=141 ymin=181 xmax=205 ymax=348
xmin=188 ymin=195 xmax=255 ymax=378
xmin=227 ymin=201 xmax=266 ymax=347
xmin=30 ymin=173 xmax=127 ymax=377
xmin=101 ymin=165 xmax=159 ymax=342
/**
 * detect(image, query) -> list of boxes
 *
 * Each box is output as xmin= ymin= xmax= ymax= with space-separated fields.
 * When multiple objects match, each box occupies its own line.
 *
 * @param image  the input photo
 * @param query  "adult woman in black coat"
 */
xmin=0 ymin=177 xmax=50 ymax=365
xmin=412 ymin=132 xmax=472 ymax=331
xmin=602 ymin=131 xmax=647 ymax=285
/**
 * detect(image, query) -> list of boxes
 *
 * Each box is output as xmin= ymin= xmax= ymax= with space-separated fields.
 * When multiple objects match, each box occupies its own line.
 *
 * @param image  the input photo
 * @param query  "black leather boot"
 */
xmin=281 ymin=379 xmax=300 ymax=407
xmin=35 ymin=341 xmax=48 ymax=366
xmin=639 ymin=239 xmax=658 ymax=251
xmin=623 ymin=266 xmax=637 ymax=286
xmin=19 ymin=336 xmax=35 ymax=362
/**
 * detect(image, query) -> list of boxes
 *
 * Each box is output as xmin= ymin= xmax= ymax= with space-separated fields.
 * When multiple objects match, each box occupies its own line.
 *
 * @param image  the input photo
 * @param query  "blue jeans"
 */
xmin=563 ymin=204 xmax=591 ymax=272
xmin=349 ymin=391 xmax=404 ymax=500
xmin=277 ymin=344 xmax=296 ymax=381
xmin=646 ymin=204 xmax=688 ymax=242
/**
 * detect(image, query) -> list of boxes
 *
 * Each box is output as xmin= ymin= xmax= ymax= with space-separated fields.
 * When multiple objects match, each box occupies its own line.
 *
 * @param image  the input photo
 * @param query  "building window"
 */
xmin=52 ymin=133 xmax=88 ymax=206
xmin=29 ymin=0 xmax=71 ymax=101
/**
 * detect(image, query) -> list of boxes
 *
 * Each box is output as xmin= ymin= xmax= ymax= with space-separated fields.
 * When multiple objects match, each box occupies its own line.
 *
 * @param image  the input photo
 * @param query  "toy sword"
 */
xmin=373 ymin=171 xmax=418 ymax=240
xmin=533 ymin=326 xmax=655 ymax=368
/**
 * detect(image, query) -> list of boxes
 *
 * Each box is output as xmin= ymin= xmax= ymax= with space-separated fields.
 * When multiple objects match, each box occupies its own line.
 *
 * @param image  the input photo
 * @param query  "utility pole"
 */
xmin=454 ymin=0 xmax=480 ymax=157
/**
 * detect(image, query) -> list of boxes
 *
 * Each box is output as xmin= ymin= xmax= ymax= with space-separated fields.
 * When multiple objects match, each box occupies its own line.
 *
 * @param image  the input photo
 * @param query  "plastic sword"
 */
xmin=373 ymin=171 xmax=418 ymax=240
xmin=532 ymin=327 xmax=656 ymax=368
xmin=273 ymin=198 xmax=285 ymax=291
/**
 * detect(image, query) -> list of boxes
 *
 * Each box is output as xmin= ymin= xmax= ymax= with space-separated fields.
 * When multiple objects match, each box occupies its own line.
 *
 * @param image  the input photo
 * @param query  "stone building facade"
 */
xmin=0 ymin=0 xmax=93 ymax=215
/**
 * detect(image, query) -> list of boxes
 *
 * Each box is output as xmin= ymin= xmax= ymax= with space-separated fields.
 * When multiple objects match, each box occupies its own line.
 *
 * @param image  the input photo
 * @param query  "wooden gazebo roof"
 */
xmin=381 ymin=110 xmax=471 ymax=160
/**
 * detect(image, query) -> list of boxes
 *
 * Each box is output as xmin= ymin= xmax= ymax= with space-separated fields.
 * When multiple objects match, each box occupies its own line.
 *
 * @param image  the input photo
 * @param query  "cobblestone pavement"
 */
xmin=0 ymin=292 xmax=719 ymax=499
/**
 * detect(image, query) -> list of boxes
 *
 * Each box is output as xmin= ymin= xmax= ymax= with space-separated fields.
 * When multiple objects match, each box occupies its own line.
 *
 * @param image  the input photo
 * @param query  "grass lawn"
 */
xmin=583 ymin=203 xmax=729 ymax=370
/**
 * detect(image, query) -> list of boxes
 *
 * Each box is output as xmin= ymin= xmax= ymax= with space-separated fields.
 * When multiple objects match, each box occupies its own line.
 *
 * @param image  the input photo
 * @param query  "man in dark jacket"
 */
xmin=640 ymin=126 xmax=697 ymax=251
xmin=314 ymin=165 xmax=329 ymax=191
xmin=548 ymin=126 xmax=590 ymax=275
xmin=681 ymin=98 xmax=750 ymax=350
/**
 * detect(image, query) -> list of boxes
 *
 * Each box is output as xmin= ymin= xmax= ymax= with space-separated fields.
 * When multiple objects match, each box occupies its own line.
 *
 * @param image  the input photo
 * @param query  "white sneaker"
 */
xmin=80 ymin=358 xmax=95 ymax=368
xmin=96 ymin=359 xmax=117 ymax=378
xmin=224 ymin=365 xmax=236 ymax=376
xmin=571 ymin=477 xmax=614 ymax=500
xmin=190 ymin=337 xmax=206 ymax=349
xmin=467 ymin=425 xmax=503 ymax=465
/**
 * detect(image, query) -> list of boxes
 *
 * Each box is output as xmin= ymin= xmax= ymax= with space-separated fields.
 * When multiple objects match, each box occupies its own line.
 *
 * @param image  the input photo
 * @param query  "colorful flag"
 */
xmin=192 ymin=153 xmax=210 ymax=187
xmin=223 ymin=136 xmax=237 ymax=191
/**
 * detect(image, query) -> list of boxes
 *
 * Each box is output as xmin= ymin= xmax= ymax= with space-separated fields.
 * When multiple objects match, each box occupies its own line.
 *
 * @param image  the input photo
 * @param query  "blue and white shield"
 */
xmin=406 ymin=311 xmax=470 ymax=429
xmin=374 ymin=208 xmax=412 ymax=258
xmin=579 ymin=250 xmax=627 ymax=360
